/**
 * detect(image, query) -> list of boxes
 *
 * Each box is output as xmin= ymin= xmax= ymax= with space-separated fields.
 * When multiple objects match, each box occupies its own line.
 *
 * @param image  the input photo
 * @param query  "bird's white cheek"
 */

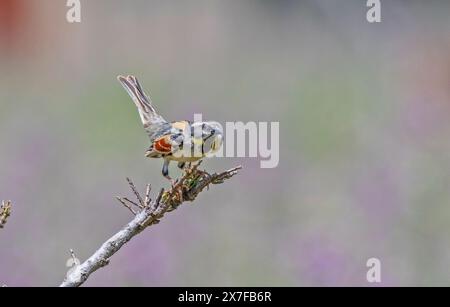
xmin=215 ymin=135 xmax=223 ymax=150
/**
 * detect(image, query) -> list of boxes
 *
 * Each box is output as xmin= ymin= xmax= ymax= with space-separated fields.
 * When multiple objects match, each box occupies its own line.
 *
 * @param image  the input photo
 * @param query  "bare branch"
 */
xmin=0 ymin=200 xmax=12 ymax=229
xmin=60 ymin=165 xmax=241 ymax=287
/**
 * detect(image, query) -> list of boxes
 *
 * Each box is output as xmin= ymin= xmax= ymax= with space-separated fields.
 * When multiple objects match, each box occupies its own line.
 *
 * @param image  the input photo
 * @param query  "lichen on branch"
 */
xmin=0 ymin=200 xmax=12 ymax=229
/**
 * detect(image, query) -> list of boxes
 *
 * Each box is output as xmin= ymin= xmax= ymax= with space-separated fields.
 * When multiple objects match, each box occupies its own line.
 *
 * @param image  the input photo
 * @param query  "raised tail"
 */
xmin=117 ymin=75 xmax=165 ymax=126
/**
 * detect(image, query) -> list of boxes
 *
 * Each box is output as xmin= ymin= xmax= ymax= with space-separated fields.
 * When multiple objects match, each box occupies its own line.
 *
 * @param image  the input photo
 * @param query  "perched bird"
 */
xmin=117 ymin=75 xmax=223 ymax=183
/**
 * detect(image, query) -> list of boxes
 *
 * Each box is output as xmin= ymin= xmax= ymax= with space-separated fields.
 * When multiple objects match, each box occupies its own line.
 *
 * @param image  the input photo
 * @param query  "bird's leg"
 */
xmin=177 ymin=161 xmax=186 ymax=170
xmin=163 ymin=159 xmax=184 ymax=201
xmin=162 ymin=159 xmax=176 ymax=186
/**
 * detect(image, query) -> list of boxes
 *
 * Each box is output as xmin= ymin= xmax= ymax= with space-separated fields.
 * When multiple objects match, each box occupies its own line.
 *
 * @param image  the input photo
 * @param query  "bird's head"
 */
xmin=191 ymin=121 xmax=223 ymax=155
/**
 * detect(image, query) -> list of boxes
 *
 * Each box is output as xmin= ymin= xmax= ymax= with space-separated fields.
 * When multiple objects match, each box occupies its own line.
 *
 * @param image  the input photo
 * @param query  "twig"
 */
xmin=115 ymin=197 xmax=138 ymax=215
xmin=144 ymin=184 xmax=151 ymax=206
xmin=126 ymin=177 xmax=144 ymax=206
xmin=0 ymin=200 xmax=12 ymax=229
xmin=60 ymin=165 xmax=241 ymax=287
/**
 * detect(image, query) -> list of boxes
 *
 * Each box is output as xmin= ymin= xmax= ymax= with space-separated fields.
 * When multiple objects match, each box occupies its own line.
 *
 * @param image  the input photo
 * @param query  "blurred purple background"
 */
xmin=1 ymin=0 xmax=450 ymax=286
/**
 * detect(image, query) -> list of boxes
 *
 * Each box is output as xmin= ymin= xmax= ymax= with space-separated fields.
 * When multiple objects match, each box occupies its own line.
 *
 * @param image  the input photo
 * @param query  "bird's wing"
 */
xmin=145 ymin=127 xmax=186 ymax=158
xmin=153 ymin=135 xmax=173 ymax=154
xmin=117 ymin=75 xmax=167 ymax=131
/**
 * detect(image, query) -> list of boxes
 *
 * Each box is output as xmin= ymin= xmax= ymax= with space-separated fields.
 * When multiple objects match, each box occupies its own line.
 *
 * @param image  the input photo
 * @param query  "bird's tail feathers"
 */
xmin=117 ymin=75 xmax=164 ymax=125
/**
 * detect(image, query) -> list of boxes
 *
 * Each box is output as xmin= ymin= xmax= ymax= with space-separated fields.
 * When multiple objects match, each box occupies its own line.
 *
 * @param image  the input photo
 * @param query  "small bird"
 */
xmin=117 ymin=75 xmax=223 ymax=183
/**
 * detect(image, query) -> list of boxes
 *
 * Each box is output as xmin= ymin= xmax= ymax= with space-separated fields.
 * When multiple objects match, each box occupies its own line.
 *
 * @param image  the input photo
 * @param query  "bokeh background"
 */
xmin=1 ymin=0 xmax=450 ymax=286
